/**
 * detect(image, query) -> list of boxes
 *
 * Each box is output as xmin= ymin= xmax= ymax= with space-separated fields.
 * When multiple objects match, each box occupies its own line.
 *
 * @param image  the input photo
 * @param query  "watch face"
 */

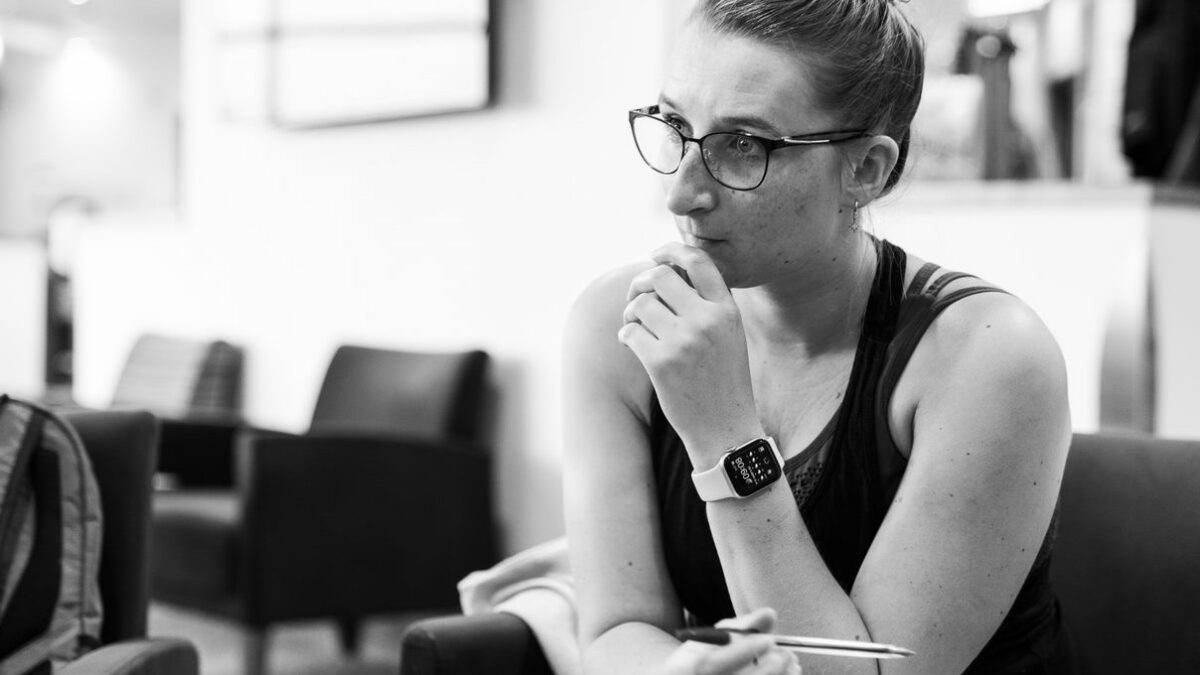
xmin=723 ymin=439 xmax=782 ymax=497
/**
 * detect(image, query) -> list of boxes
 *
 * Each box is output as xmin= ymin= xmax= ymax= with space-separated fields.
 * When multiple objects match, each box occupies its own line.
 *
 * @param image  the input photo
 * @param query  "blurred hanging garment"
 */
xmin=1121 ymin=0 xmax=1200 ymax=182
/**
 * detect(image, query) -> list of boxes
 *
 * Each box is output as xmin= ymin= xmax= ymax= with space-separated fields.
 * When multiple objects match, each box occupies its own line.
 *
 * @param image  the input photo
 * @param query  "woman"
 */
xmin=563 ymin=1 xmax=1075 ymax=674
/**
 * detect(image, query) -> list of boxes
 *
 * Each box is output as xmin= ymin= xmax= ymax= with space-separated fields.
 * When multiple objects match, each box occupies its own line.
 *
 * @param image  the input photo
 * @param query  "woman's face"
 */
xmin=658 ymin=21 xmax=853 ymax=289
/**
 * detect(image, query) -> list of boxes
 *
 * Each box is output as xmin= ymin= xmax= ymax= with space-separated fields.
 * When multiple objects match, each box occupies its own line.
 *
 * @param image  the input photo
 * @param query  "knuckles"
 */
xmin=629 ymin=264 xmax=686 ymax=298
xmin=647 ymin=264 xmax=678 ymax=285
xmin=623 ymin=291 xmax=659 ymax=322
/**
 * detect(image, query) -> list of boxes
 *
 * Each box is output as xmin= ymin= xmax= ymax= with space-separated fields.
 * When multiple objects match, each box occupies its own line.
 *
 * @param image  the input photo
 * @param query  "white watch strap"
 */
xmin=692 ymin=456 xmax=735 ymax=501
xmin=691 ymin=437 xmax=782 ymax=501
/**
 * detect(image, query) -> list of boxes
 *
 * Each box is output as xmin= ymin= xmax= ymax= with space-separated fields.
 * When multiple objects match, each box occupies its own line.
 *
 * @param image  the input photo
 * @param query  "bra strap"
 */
xmin=906 ymin=263 xmax=940 ymax=298
xmin=925 ymin=271 xmax=976 ymax=296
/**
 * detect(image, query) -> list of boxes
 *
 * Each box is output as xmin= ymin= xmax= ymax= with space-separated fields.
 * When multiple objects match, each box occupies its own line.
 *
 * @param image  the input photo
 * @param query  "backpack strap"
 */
xmin=0 ymin=409 xmax=64 ymax=672
xmin=0 ymin=403 xmax=42 ymax=588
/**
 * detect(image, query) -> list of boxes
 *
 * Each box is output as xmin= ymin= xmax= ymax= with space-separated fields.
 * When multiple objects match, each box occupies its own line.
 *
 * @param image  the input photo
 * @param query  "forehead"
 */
xmin=661 ymin=21 xmax=831 ymax=134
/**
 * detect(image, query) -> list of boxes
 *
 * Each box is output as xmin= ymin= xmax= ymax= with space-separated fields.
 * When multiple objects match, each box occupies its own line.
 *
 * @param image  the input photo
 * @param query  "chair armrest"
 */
xmin=157 ymin=417 xmax=245 ymax=488
xmin=400 ymin=613 xmax=554 ymax=675
xmin=59 ymin=638 xmax=199 ymax=675
xmin=235 ymin=433 xmax=497 ymax=621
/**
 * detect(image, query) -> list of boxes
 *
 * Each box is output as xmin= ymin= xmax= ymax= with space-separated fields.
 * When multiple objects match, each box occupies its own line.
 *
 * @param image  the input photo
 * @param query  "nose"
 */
xmin=664 ymin=140 xmax=718 ymax=216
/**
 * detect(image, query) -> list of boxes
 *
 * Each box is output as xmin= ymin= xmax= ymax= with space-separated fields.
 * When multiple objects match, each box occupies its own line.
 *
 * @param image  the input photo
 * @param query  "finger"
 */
xmin=693 ymin=635 xmax=774 ymax=675
xmin=626 ymin=264 xmax=700 ymax=313
xmin=623 ymin=292 xmax=679 ymax=336
xmin=650 ymin=242 xmax=731 ymax=302
xmin=738 ymin=649 xmax=799 ymax=675
xmin=716 ymin=607 xmax=778 ymax=635
xmin=617 ymin=317 xmax=658 ymax=349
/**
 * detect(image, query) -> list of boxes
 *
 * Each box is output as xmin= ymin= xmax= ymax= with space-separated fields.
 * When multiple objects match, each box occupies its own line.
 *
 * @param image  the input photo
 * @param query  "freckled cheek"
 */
xmin=755 ymin=194 xmax=817 ymax=235
xmin=763 ymin=164 xmax=827 ymax=220
xmin=723 ymin=190 xmax=802 ymax=238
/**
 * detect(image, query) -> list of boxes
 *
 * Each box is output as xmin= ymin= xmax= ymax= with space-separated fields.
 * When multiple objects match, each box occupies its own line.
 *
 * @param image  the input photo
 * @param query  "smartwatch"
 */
xmin=691 ymin=437 xmax=784 ymax=501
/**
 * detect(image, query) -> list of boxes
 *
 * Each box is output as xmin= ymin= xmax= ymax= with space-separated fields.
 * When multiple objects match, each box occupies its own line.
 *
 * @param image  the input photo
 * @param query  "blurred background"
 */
xmin=1 ymin=0 xmax=1198 ymax=672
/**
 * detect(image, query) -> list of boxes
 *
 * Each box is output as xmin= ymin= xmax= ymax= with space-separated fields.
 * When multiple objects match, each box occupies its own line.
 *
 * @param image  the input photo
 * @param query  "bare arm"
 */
xmin=849 ymin=290 xmax=1071 ymax=672
xmin=622 ymin=245 xmax=1071 ymax=674
xmin=563 ymin=266 xmax=799 ymax=675
xmin=564 ymin=265 xmax=680 ymax=671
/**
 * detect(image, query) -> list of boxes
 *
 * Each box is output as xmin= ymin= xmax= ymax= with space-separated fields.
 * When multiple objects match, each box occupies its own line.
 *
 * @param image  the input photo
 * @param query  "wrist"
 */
xmin=684 ymin=423 xmax=769 ymax=470
xmin=691 ymin=436 xmax=784 ymax=502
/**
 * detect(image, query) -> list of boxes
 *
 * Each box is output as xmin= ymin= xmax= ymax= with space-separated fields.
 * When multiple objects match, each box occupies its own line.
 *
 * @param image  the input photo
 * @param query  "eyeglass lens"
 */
xmin=631 ymin=114 xmax=768 ymax=190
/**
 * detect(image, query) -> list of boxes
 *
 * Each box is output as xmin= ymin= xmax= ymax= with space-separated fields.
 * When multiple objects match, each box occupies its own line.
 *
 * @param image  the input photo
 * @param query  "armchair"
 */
xmin=150 ymin=345 xmax=497 ymax=675
xmin=59 ymin=410 xmax=199 ymax=675
xmin=399 ymin=613 xmax=552 ymax=675
xmin=1049 ymin=432 xmax=1200 ymax=674
xmin=397 ymin=432 xmax=1200 ymax=675
xmin=47 ymin=333 xmax=246 ymax=488
xmin=111 ymin=334 xmax=245 ymax=489
xmin=109 ymin=334 xmax=243 ymax=422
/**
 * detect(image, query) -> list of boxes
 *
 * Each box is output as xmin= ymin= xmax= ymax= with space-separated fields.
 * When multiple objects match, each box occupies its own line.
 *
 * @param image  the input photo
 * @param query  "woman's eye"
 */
xmin=658 ymin=111 xmax=688 ymax=131
xmin=727 ymin=136 xmax=761 ymax=157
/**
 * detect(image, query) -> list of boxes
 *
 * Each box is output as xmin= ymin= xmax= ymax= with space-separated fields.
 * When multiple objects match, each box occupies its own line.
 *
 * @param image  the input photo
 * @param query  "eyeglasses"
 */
xmin=628 ymin=105 xmax=869 ymax=191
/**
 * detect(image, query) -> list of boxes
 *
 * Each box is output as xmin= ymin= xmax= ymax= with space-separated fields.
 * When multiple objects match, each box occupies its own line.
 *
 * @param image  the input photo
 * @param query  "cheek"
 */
xmin=776 ymin=160 xmax=842 ymax=220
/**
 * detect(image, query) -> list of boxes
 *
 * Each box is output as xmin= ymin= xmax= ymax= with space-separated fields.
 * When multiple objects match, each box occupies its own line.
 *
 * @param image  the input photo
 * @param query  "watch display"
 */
xmin=723 ymin=438 xmax=783 ymax=497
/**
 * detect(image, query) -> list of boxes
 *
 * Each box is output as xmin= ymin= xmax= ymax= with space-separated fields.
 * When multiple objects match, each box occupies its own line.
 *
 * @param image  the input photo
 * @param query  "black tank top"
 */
xmin=649 ymin=238 xmax=1079 ymax=674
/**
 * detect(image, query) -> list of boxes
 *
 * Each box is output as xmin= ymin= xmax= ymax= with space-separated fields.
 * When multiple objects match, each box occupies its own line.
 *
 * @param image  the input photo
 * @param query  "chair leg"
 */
xmin=337 ymin=619 xmax=361 ymax=657
xmin=244 ymin=628 xmax=268 ymax=675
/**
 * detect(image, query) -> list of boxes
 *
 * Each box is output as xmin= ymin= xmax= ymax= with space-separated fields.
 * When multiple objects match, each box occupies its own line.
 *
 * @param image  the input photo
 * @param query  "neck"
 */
xmin=734 ymin=234 xmax=878 ymax=356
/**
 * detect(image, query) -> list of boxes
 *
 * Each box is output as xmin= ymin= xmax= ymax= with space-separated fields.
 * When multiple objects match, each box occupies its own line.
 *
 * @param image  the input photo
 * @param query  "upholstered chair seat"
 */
xmin=148 ymin=345 xmax=497 ymax=675
xmin=152 ymin=491 xmax=241 ymax=606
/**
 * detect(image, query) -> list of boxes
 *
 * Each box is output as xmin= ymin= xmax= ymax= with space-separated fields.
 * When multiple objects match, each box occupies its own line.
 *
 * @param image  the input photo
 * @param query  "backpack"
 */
xmin=0 ymin=395 xmax=102 ymax=675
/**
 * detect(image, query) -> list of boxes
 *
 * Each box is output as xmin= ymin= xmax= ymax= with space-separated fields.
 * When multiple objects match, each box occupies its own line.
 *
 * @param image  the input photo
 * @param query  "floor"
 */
xmin=148 ymin=604 xmax=440 ymax=675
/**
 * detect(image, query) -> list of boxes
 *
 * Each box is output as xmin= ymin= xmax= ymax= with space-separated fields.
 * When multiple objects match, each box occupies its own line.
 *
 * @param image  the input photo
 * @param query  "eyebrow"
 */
xmin=657 ymin=94 xmax=784 ymax=136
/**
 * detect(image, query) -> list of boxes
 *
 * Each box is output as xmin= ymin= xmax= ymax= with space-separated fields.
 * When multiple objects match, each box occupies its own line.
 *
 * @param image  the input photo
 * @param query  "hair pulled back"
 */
xmin=696 ymin=0 xmax=925 ymax=193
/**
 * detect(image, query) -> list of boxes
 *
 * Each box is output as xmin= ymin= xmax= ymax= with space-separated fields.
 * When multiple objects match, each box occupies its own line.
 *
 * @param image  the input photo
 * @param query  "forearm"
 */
xmin=582 ymin=621 xmax=681 ymax=675
xmin=707 ymin=481 xmax=878 ymax=675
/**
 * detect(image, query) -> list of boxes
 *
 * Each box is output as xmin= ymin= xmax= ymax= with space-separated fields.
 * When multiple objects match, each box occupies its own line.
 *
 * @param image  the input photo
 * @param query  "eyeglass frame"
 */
xmin=628 ymin=105 xmax=870 ymax=191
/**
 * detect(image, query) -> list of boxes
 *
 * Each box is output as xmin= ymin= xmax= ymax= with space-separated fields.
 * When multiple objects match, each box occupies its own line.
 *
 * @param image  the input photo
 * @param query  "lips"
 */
xmin=682 ymin=232 xmax=726 ymax=246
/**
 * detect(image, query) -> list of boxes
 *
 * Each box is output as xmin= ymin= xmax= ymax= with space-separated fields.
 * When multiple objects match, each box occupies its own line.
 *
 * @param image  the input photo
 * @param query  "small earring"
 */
xmin=850 ymin=201 xmax=860 ymax=232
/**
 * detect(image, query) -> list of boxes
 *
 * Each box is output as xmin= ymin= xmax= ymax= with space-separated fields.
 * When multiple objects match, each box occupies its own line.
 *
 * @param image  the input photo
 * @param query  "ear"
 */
xmin=841 ymin=134 xmax=900 ymax=206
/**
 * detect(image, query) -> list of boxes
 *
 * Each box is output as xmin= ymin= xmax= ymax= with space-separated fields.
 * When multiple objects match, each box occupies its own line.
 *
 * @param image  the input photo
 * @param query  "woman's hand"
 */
xmin=663 ymin=608 xmax=801 ymax=675
xmin=619 ymin=242 xmax=763 ymax=462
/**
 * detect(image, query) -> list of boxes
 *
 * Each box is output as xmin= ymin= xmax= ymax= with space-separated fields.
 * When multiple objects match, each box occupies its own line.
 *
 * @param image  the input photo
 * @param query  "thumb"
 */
xmin=715 ymin=607 xmax=778 ymax=634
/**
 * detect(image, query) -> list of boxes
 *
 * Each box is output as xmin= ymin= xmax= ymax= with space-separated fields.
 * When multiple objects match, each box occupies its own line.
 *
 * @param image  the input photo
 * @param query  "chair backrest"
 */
xmin=111 ymin=334 xmax=243 ymax=421
xmin=59 ymin=410 xmax=160 ymax=645
xmin=309 ymin=346 xmax=490 ymax=445
xmin=1051 ymin=432 xmax=1200 ymax=674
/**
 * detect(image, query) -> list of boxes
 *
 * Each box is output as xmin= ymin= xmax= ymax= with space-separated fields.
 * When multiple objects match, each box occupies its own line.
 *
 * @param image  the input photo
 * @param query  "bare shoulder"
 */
xmin=564 ymin=262 xmax=656 ymax=421
xmin=922 ymin=283 xmax=1066 ymax=387
xmin=891 ymin=279 xmax=1069 ymax=457
xmin=567 ymin=262 xmax=653 ymax=332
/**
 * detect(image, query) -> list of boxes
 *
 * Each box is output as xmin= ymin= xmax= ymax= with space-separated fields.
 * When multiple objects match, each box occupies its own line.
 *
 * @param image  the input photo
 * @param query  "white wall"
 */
xmin=72 ymin=0 xmax=681 ymax=554
xmin=1151 ymin=196 xmax=1200 ymax=438
xmin=0 ymin=239 xmax=45 ymax=396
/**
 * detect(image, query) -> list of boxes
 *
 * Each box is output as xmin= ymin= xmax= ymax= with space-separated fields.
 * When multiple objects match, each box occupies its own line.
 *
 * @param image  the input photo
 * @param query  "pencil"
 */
xmin=675 ymin=627 xmax=915 ymax=660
